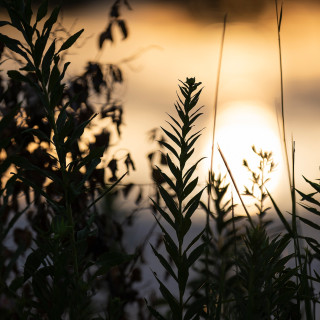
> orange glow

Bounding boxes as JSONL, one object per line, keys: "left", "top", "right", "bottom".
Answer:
{"left": 202, "top": 101, "right": 283, "bottom": 205}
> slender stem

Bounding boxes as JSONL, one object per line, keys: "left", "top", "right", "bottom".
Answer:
{"left": 209, "top": 13, "right": 227, "bottom": 173}
{"left": 218, "top": 145, "right": 254, "bottom": 228}
{"left": 206, "top": 15, "right": 227, "bottom": 318}
{"left": 275, "top": 0, "right": 291, "bottom": 191}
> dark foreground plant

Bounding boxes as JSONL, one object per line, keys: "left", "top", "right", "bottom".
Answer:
{"left": 195, "top": 173, "right": 243, "bottom": 319}
{"left": 230, "top": 225, "right": 298, "bottom": 319}
{"left": 0, "top": 0, "right": 138, "bottom": 318}
{"left": 146, "top": 78, "right": 206, "bottom": 320}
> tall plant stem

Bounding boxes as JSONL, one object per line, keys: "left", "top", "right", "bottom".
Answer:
{"left": 209, "top": 13, "right": 227, "bottom": 168}
{"left": 206, "top": 15, "right": 227, "bottom": 318}
{"left": 275, "top": 5, "right": 312, "bottom": 313}
{"left": 275, "top": 0, "right": 291, "bottom": 191}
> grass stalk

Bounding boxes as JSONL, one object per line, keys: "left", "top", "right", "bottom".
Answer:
{"left": 275, "top": 0, "right": 292, "bottom": 191}
{"left": 218, "top": 145, "right": 254, "bottom": 228}
{"left": 206, "top": 15, "right": 227, "bottom": 318}
{"left": 274, "top": 3, "right": 312, "bottom": 315}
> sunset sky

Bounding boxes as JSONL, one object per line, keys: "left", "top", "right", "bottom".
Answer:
{"left": 2, "top": 0, "right": 320, "bottom": 213}
{"left": 60, "top": 0, "right": 320, "bottom": 211}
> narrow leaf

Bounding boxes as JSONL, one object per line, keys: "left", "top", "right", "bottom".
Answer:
{"left": 58, "top": 29, "right": 84, "bottom": 53}
{"left": 187, "top": 242, "right": 206, "bottom": 267}
{"left": 161, "top": 126, "right": 181, "bottom": 148}
{"left": 150, "top": 198, "right": 175, "bottom": 228}
{"left": 158, "top": 140, "right": 179, "bottom": 160}
{"left": 298, "top": 215, "right": 320, "bottom": 230}
{"left": 158, "top": 185, "right": 179, "bottom": 218}
{"left": 150, "top": 244, "right": 178, "bottom": 282}
{"left": 268, "top": 190, "right": 293, "bottom": 236}
{"left": 182, "top": 177, "right": 198, "bottom": 200}
{"left": 36, "top": 0, "right": 48, "bottom": 22}
{"left": 184, "top": 228, "right": 205, "bottom": 254}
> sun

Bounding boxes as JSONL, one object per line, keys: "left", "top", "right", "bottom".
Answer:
{"left": 202, "top": 101, "right": 284, "bottom": 204}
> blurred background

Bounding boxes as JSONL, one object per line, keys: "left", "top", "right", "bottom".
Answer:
{"left": 37, "top": 0, "right": 320, "bottom": 213}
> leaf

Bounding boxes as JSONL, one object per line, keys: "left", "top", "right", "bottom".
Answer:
{"left": 166, "top": 120, "right": 182, "bottom": 142}
{"left": 298, "top": 215, "right": 320, "bottom": 230}
{"left": 0, "top": 33, "right": 31, "bottom": 63}
{"left": 33, "top": 34, "right": 49, "bottom": 67}
{"left": 183, "top": 158, "right": 205, "bottom": 186}
{"left": 304, "top": 237, "right": 320, "bottom": 255}
{"left": 150, "top": 198, "right": 175, "bottom": 228}
{"left": 85, "top": 172, "right": 127, "bottom": 213}
{"left": 162, "top": 236, "right": 179, "bottom": 269}
{"left": 0, "top": 21, "right": 11, "bottom": 27}
{"left": 58, "top": 29, "right": 84, "bottom": 53}
{"left": 166, "top": 153, "right": 180, "bottom": 181}
{"left": 180, "top": 216, "right": 192, "bottom": 238}
{"left": 184, "top": 188, "right": 205, "bottom": 219}
{"left": 100, "top": 23, "right": 113, "bottom": 47}
{"left": 296, "top": 189, "right": 320, "bottom": 206}
{"left": 65, "top": 114, "right": 97, "bottom": 148}
{"left": 167, "top": 112, "right": 182, "bottom": 129}
{"left": 24, "top": 0, "right": 33, "bottom": 25}
{"left": 7, "top": 70, "right": 32, "bottom": 86}
{"left": 19, "top": 61, "right": 35, "bottom": 72}
{"left": 161, "top": 126, "right": 181, "bottom": 148}
{"left": 22, "top": 128, "right": 50, "bottom": 143}
{"left": 303, "top": 176, "right": 320, "bottom": 193}
{"left": 16, "top": 174, "right": 62, "bottom": 213}
{"left": 154, "top": 273, "right": 180, "bottom": 317}
{"left": 158, "top": 185, "right": 179, "bottom": 218}
{"left": 150, "top": 244, "right": 178, "bottom": 282}
{"left": 42, "top": 40, "right": 55, "bottom": 85}
{"left": 124, "top": 0, "right": 133, "bottom": 10}
{"left": 299, "top": 203, "right": 320, "bottom": 217}
{"left": 182, "top": 177, "right": 198, "bottom": 201}
{"left": 56, "top": 104, "right": 68, "bottom": 132}
{"left": 145, "top": 302, "right": 166, "bottom": 320}
{"left": 189, "top": 112, "right": 203, "bottom": 127}
{"left": 43, "top": 6, "right": 60, "bottom": 32}
{"left": 110, "top": 2, "right": 120, "bottom": 18}
{"left": 155, "top": 166, "right": 176, "bottom": 193}
{"left": 36, "top": 0, "right": 48, "bottom": 22}
{"left": 187, "top": 242, "right": 206, "bottom": 268}
{"left": 75, "top": 147, "right": 105, "bottom": 171}
{"left": 48, "top": 61, "right": 60, "bottom": 93}
{"left": 184, "top": 228, "right": 205, "bottom": 254}
{"left": 76, "top": 152, "right": 103, "bottom": 192}
{"left": 178, "top": 253, "right": 189, "bottom": 296}
{"left": 24, "top": 249, "right": 46, "bottom": 281}
{"left": 158, "top": 140, "right": 179, "bottom": 161}
{"left": 267, "top": 190, "right": 293, "bottom": 236}
{"left": 60, "top": 61, "right": 70, "bottom": 81}
{"left": 186, "top": 133, "right": 202, "bottom": 153}
{"left": 117, "top": 20, "right": 128, "bottom": 39}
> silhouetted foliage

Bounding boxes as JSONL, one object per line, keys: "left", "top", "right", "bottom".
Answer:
{"left": 0, "top": 0, "right": 153, "bottom": 319}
